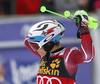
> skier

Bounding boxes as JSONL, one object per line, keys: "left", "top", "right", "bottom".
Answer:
{"left": 24, "top": 11, "right": 95, "bottom": 84}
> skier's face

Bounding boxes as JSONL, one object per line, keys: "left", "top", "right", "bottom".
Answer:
{"left": 37, "top": 47, "right": 46, "bottom": 57}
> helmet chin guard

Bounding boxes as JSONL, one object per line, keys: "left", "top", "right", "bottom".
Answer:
{"left": 43, "top": 41, "right": 55, "bottom": 60}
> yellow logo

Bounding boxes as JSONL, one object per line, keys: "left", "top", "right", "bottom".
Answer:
{"left": 38, "top": 58, "right": 61, "bottom": 76}
{"left": 50, "top": 59, "right": 61, "bottom": 69}
{"left": 40, "top": 59, "right": 47, "bottom": 67}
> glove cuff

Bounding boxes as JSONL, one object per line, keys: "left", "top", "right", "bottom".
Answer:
{"left": 77, "top": 26, "right": 90, "bottom": 38}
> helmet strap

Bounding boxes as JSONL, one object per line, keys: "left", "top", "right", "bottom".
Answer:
{"left": 43, "top": 41, "right": 55, "bottom": 60}
{"left": 45, "top": 51, "right": 50, "bottom": 60}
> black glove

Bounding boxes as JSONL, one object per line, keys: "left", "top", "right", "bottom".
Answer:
{"left": 75, "top": 14, "right": 90, "bottom": 38}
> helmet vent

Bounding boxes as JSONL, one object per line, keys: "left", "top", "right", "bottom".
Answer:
{"left": 30, "top": 37, "right": 35, "bottom": 40}
{"left": 34, "top": 24, "right": 48, "bottom": 31}
{"left": 58, "top": 24, "right": 61, "bottom": 28}
{"left": 55, "top": 40, "right": 57, "bottom": 43}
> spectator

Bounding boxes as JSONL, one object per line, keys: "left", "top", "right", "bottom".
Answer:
{"left": 41, "top": 0, "right": 56, "bottom": 13}
{"left": 93, "top": 0, "right": 100, "bottom": 12}
{"left": 3, "top": 0, "right": 12, "bottom": 15}
{"left": 54, "top": 0, "right": 79, "bottom": 13}
{"left": 0, "top": 0, "right": 12, "bottom": 16}
{"left": 0, "top": 0, "right": 4, "bottom": 16}
{"left": 76, "top": 0, "right": 95, "bottom": 12}
{"left": 16, "top": 0, "right": 41, "bottom": 15}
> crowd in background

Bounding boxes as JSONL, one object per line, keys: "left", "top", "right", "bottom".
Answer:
{"left": 0, "top": 0, "right": 100, "bottom": 16}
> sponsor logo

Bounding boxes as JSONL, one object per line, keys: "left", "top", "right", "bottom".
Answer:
{"left": 41, "top": 31, "right": 47, "bottom": 36}
{"left": 50, "top": 58, "right": 61, "bottom": 69}
{"left": 36, "top": 75, "right": 62, "bottom": 84}
{"left": 44, "top": 34, "right": 54, "bottom": 42}
{"left": 38, "top": 59, "right": 61, "bottom": 76}
{"left": 10, "top": 59, "right": 39, "bottom": 84}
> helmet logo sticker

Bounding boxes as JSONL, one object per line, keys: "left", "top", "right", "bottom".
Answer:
{"left": 46, "top": 27, "right": 56, "bottom": 35}
{"left": 34, "top": 24, "right": 48, "bottom": 31}
{"left": 44, "top": 34, "right": 54, "bottom": 42}
{"left": 41, "top": 31, "right": 47, "bottom": 36}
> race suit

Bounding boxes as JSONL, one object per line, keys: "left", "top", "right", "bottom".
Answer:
{"left": 24, "top": 34, "right": 95, "bottom": 84}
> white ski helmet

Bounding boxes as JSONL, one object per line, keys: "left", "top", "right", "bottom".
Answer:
{"left": 28, "top": 20, "right": 65, "bottom": 51}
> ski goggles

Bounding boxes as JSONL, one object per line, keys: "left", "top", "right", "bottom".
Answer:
{"left": 28, "top": 33, "right": 61, "bottom": 51}
{"left": 29, "top": 42, "right": 41, "bottom": 51}
{"left": 28, "top": 36, "right": 45, "bottom": 51}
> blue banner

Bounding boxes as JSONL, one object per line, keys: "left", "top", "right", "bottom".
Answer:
{"left": 0, "top": 18, "right": 92, "bottom": 84}
{"left": 0, "top": 20, "right": 77, "bottom": 41}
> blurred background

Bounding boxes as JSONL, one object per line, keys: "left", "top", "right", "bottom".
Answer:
{"left": 0, "top": 0, "right": 100, "bottom": 84}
